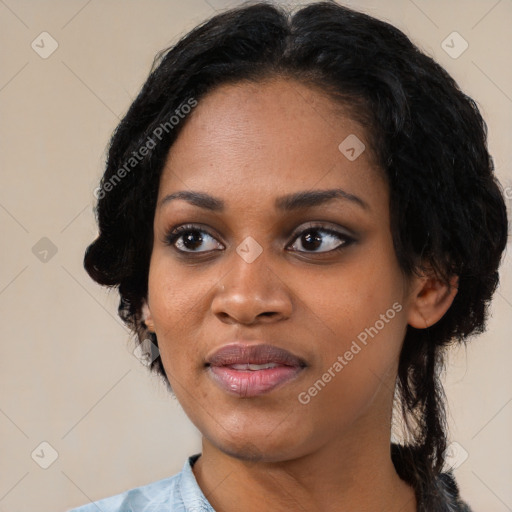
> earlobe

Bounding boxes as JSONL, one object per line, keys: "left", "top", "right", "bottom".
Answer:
{"left": 142, "top": 301, "right": 155, "bottom": 332}
{"left": 407, "top": 274, "right": 459, "bottom": 329}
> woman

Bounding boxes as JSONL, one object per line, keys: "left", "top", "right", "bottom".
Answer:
{"left": 71, "top": 2, "right": 508, "bottom": 510}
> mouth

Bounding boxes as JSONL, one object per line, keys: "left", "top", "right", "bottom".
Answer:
{"left": 205, "top": 343, "right": 307, "bottom": 398}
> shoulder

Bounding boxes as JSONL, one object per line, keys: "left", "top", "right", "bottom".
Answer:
{"left": 66, "top": 472, "right": 181, "bottom": 512}
{"left": 65, "top": 454, "right": 207, "bottom": 512}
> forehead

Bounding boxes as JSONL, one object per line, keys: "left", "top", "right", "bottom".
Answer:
{"left": 158, "top": 77, "right": 386, "bottom": 208}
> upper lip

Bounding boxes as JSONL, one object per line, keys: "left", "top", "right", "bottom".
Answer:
{"left": 206, "top": 343, "right": 307, "bottom": 368}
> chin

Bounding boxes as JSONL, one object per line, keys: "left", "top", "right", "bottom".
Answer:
{"left": 205, "top": 421, "right": 310, "bottom": 464}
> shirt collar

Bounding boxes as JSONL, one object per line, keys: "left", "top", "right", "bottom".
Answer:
{"left": 177, "top": 453, "right": 216, "bottom": 511}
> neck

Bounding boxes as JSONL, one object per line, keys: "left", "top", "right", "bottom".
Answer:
{"left": 192, "top": 426, "right": 416, "bottom": 512}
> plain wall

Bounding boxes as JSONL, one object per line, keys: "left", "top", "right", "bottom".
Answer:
{"left": 0, "top": 1, "right": 510, "bottom": 511}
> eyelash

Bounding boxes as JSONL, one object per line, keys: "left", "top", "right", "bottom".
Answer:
{"left": 164, "top": 223, "right": 356, "bottom": 255}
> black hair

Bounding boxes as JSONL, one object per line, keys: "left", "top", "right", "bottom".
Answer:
{"left": 83, "top": 1, "right": 508, "bottom": 506}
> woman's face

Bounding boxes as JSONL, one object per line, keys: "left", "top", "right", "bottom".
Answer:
{"left": 144, "top": 77, "right": 415, "bottom": 461}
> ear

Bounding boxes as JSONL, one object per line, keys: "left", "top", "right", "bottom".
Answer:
{"left": 142, "top": 300, "right": 155, "bottom": 332}
{"left": 407, "top": 272, "right": 459, "bottom": 329}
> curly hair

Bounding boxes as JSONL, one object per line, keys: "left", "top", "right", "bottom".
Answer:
{"left": 83, "top": 1, "right": 508, "bottom": 504}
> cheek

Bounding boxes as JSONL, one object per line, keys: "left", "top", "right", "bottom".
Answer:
{"left": 294, "top": 248, "right": 407, "bottom": 395}
{"left": 146, "top": 257, "right": 207, "bottom": 366}
{"left": 297, "top": 251, "right": 405, "bottom": 343}
{"left": 296, "top": 287, "right": 407, "bottom": 435}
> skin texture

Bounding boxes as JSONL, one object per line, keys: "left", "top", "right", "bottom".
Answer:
{"left": 143, "top": 77, "right": 458, "bottom": 512}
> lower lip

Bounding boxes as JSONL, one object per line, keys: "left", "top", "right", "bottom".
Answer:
{"left": 208, "top": 365, "right": 303, "bottom": 397}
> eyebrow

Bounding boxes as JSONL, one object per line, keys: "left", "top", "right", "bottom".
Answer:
{"left": 158, "top": 188, "right": 369, "bottom": 211}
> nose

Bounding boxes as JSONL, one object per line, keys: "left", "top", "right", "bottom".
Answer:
{"left": 211, "top": 247, "right": 293, "bottom": 326}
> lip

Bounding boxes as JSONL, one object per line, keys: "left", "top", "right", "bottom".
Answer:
{"left": 205, "top": 343, "right": 307, "bottom": 398}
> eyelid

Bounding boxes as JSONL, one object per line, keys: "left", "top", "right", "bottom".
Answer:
{"left": 287, "top": 221, "right": 356, "bottom": 241}
{"left": 166, "top": 223, "right": 219, "bottom": 238}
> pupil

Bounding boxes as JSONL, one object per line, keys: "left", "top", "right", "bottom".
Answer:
{"left": 184, "top": 231, "right": 202, "bottom": 249}
{"left": 303, "top": 230, "right": 321, "bottom": 250}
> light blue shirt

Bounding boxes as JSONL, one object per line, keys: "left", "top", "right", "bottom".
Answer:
{"left": 67, "top": 454, "right": 215, "bottom": 512}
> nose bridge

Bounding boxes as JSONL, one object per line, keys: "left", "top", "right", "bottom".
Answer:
{"left": 225, "top": 235, "right": 275, "bottom": 294}
{"left": 211, "top": 236, "right": 292, "bottom": 323}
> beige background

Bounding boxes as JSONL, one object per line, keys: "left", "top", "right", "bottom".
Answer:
{"left": 0, "top": 1, "right": 510, "bottom": 511}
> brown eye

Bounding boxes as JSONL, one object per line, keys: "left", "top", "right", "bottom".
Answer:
{"left": 165, "top": 225, "right": 224, "bottom": 253}
{"left": 300, "top": 230, "right": 323, "bottom": 251}
{"left": 289, "top": 226, "right": 354, "bottom": 253}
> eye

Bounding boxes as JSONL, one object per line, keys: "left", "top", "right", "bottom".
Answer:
{"left": 164, "top": 224, "right": 224, "bottom": 253}
{"left": 288, "top": 225, "right": 355, "bottom": 253}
